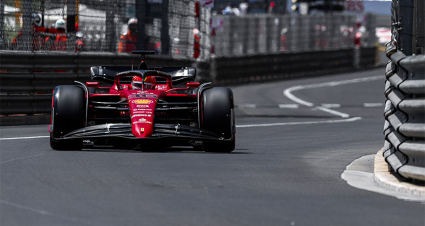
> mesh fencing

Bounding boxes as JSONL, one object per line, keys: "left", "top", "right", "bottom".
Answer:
{"left": 211, "top": 14, "right": 365, "bottom": 57}
{"left": 1, "top": 1, "right": 376, "bottom": 60}
{"left": 0, "top": 0, "right": 210, "bottom": 59}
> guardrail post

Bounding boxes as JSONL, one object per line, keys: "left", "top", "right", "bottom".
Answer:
{"left": 105, "top": 0, "right": 117, "bottom": 52}
{"left": 398, "top": 0, "right": 415, "bottom": 55}
{"left": 22, "top": 0, "right": 32, "bottom": 51}
{"left": 266, "top": 16, "right": 272, "bottom": 53}
{"left": 161, "top": 0, "right": 170, "bottom": 55}
{"left": 0, "top": 1, "right": 4, "bottom": 48}
{"left": 280, "top": 15, "right": 290, "bottom": 52}
{"left": 290, "top": 15, "right": 298, "bottom": 52}
{"left": 67, "top": 0, "right": 76, "bottom": 52}
{"left": 354, "top": 46, "right": 360, "bottom": 68}
{"left": 136, "top": 0, "right": 147, "bottom": 51}
{"left": 241, "top": 16, "right": 248, "bottom": 55}
{"left": 254, "top": 16, "right": 259, "bottom": 54}
{"left": 415, "top": 0, "right": 424, "bottom": 54}
{"left": 229, "top": 16, "right": 234, "bottom": 56}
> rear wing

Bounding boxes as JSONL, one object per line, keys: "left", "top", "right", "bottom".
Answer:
{"left": 90, "top": 66, "right": 196, "bottom": 85}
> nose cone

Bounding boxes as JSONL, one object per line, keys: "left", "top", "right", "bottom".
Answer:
{"left": 129, "top": 98, "right": 156, "bottom": 138}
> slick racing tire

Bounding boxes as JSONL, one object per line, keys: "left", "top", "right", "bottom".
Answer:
{"left": 50, "top": 85, "right": 85, "bottom": 150}
{"left": 201, "top": 87, "right": 235, "bottom": 153}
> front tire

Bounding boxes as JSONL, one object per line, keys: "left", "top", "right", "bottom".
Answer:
{"left": 201, "top": 87, "right": 235, "bottom": 153}
{"left": 50, "top": 85, "right": 85, "bottom": 150}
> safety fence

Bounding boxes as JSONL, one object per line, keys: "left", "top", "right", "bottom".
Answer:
{"left": 0, "top": 0, "right": 210, "bottom": 59}
{"left": 211, "top": 14, "right": 376, "bottom": 57}
{"left": 1, "top": 1, "right": 378, "bottom": 60}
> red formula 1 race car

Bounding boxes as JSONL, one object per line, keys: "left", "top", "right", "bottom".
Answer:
{"left": 49, "top": 51, "right": 235, "bottom": 152}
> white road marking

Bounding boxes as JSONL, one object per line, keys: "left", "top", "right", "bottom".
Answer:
{"left": 1, "top": 118, "right": 362, "bottom": 140}
{"left": 283, "top": 88, "right": 314, "bottom": 107}
{"left": 236, "top": 117, "right": 361, "bottom": 128}
{"left": 283, "top": 75, "right": 382, "bottom": 118}
{"left": 321, "top": 103, "right": 341, "bottom": 108}
{"left": 239, "top": 104, "right": 257, "bottom": 108}
{"left": 364, "top": 103, "right": 384, "bottom": 107}
{"left": 313, "top": 106, "right": 350, "bottom": 118}
{"left": 0, "top": 135, "right": 49, "bottom": 141}
{"left": 278, "top": 104, "right": 299, "bottom": 109}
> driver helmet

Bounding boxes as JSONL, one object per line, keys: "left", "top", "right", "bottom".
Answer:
{"left": 132, "top": 76, "right": 156, "bottom": 90}
{"left": 32, "top": 13, "right": 42, "bottom": 27}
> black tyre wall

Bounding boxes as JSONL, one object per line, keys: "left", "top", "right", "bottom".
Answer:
{"left": 52, "top": 85, "right": 85, "bottom": 138}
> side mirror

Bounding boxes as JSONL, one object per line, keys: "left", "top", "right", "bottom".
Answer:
{"left": 86, "top": 82, "right": 99, "bottom": 88}
{"left": 187, "top": 83, "right": 200, "bottom": 89}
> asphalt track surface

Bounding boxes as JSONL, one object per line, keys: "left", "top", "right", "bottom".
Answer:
{"left": 1, "top": 68, "right": 424, "bottom": 226}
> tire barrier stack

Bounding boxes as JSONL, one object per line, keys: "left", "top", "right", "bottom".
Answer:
{"left": 383, "top": 43, "right": 425, "bottom": 181}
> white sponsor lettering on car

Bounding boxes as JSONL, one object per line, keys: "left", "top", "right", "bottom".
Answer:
{"left": 135, "top": 105, "right": 150, "bottom": 108}
{"left": 131, "top": 114, "right": 152, "bottom": 118}
{"left": 132, "top": 110, "right": 153, "bottom": 114}
{"left": 132, "top": 118, "right": 153, "bottom": 124}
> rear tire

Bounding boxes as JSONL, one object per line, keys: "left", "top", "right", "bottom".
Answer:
{"left": 201, "top": 87, "right": 235, "bottom": 153}
{"left": 50, "top": 85, "right": 85, "bottom": 150}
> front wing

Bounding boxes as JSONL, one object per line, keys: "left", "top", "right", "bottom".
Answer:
{"left": 52, "top": 123, "right": 233, "bottom": 144}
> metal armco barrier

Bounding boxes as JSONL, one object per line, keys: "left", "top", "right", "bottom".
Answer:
{"left": 212, "top": 47, "right": 375, "bottom": 85}
{"left": 213, "top": 49, "right": 351, "bottom": 84}
{"left": 0, "top": 51, "right": 192, "bottom": 116}
{"left": 359, "top": 46, "right": 377, "bottom": 68}
{"left": 383, "top": 43, "right": 425, "bottom": 181}
{"left": 0, "top": 47, "right": 375, "bottom": 124}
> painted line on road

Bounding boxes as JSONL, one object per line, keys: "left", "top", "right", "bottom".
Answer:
{"left": 364, "top": 103, "right": 384, "bottom": 107}
{"left": 236, "top": 117, "right": 362, "bottom": 128}
{"left": 0, "top": 135, "right": 49, "bottom": 141}
{"left": 313, "top": 106, "right": 350, "bottom": 118}
{"left": 235, "top": 103, "right": 384, "bottom": 109}
{"left": 321, "top": 103, "right": 341, "bottom": 108}
{"left": 278, "top": 104, "right": 299, "bottom": 109}
{"left": 2, "top": 118, "right": 361, "bottom": 140}
{"left": 239, "top": 104, "right": 257, "bottom": 108}
{"left": 283, "top": 75, "right": 382, "bottom": 118}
